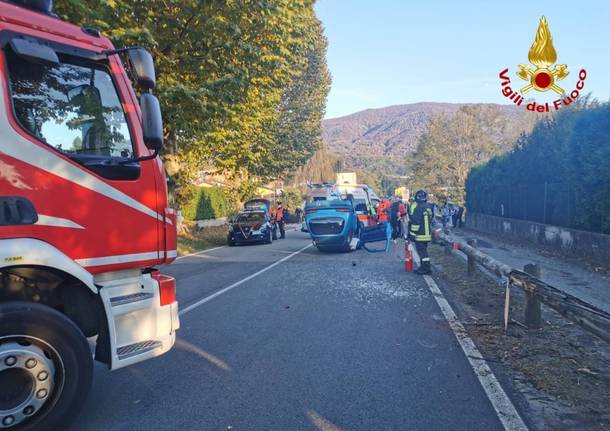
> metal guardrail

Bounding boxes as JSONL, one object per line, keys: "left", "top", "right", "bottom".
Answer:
{"left": 436, "top": 230, "right": 610, "bottom": 344}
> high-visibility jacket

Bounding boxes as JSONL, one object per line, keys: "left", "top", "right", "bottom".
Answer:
{"left": 275, "top": 206, "right": 285, "bottom": 222}
{"left": 377, "top": 200, "right": 389, "bottom": 222}
{"left": 409, "top": 202, "right": 433, "bottom": 242}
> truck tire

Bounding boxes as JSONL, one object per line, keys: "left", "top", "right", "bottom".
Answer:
{"left": 0, "top": 302, "right": 93, "bottom": 431}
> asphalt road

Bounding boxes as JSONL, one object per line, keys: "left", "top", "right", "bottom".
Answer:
{"left": 69, "top": 231, "right": 513, "bottom": 431}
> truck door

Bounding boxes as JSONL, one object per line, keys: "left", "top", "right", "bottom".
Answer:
{"left": 0, "top": 41, "right": 161, "bottom": 272}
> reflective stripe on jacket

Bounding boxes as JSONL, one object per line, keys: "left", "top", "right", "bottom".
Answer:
{"left": 408, "top": 202, "right": 432, "bottom": 242}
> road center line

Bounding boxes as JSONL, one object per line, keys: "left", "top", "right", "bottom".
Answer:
{"left": 179, "top": 243, "right": 313, "bottom": 315}
{"left": 422, "top": 275, "right": 529, "bottom": 431}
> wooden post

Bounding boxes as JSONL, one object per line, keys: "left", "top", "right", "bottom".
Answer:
{"left": 442, "top": 228, "right": 451, "bottom": 254}
{"left": 524, "top": 263, "right": 542, "bottom": 329}
{"left": 467, "top": 239, "right": 477, "bottom": 276}
{"left": 444, "top": 240, "right": 452, "bottom": 255}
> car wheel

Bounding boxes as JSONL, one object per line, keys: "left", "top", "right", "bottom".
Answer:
{"left": 344, "top": 230, "right": 354, "bottom": 252}
{"left": 265, "top": 230, "right": 273, "bottom": 244}
{"left": 0, "top": 301, "right": 93, "bottom": 431}
{"left": 272, "top": 226, "right": 278, "bottom": 240}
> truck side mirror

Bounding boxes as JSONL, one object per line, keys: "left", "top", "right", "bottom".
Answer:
{"left": 128, "top": 48, "right": 156, "bottom": 90}
{"left": 140, "top": 93, "right": 163, "bottom": 151}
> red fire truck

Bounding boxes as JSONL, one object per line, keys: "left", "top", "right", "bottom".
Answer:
{"left": 0, "top": 1, "right": 179, "bottom": 429}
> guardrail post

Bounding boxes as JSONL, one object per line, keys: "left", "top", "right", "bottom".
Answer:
{"left": 523, "top": 263, "right": 542, "bottom": 329}
{"left": 467, "top": 239, "right": 477, "bottom": 276}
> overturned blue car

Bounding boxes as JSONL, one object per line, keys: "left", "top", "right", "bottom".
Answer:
{"left": 305, "top": 198, "right": 391, "bottom": 253}
{"left": 305, "top": 199, "right": 359, "bottom": 252}
{"left": 305, "top": 198, "right": 390, "bottom": 253}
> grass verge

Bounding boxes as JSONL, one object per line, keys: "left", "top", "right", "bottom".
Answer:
{"left": 177, "top": 221, "right": 227, "bottom": 255}
{"left": 429, "top": 242, "right": 610, "bottom": 430}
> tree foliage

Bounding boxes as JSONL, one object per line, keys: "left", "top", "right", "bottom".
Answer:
{"left": 56, "top": 0, "right": 330, "bottom": 206}
{"left": 182, "top": 186, "right": 229, "bottom": 221}
{"left": 467, "top": 99, "right": 610, "bottom": 233}
{"left": 287, "top": 145, "right": 339, "bottom": 192}
{"left": 410, "top": 105, "right": 536, "bottom": 204}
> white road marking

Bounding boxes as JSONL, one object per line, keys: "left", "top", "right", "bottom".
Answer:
{"left": 175, "top": 245, "right": 227, "bottom": 260}
{"left": 422, "top": 275, "right": 528, "bottom": 431}
{"left": 179, "top": 243, "right": 312, "bottom": 315}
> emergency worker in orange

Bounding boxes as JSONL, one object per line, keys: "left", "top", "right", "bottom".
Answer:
{"left": 377, "top": 198, "right": 390, "bottom": 223}
{"left": 274, "top": 201, "right": 286, "bottom": 239}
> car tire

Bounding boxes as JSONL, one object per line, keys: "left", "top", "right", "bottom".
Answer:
{"left": 0, "top": 301, "right": 93, "bottom": 431}
{"left": 272, "top": 226, "right": 278, "bottom": 241}
{"left": 265, "top": 230, "right": 273, "bottom": 244}
{"left": 344, "top": 230, "right": 354, "bottom": 252}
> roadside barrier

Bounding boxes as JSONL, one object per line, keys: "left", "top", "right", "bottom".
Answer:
{"left": 436, "top": 229, "right": 610, "bottom": 344}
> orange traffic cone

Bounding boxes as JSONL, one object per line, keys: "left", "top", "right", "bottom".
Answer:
{"left": 405, "top": 240, "right": 413, "bottom": 272}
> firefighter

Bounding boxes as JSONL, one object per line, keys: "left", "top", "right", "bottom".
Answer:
{"left": 274, "top": 201, "right": 286, "bottom": 239}
{"left": 408, "top": 190, "right": 433, "bottom": 275}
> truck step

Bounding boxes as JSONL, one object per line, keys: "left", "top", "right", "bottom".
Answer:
{"left": 110, "top": 292, "right": 153, "bottom": 307}
{"left": 117, "top": 340, "right": 162, "bottom": 360}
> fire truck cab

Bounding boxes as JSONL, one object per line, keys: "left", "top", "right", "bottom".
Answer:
{"left": 0, "top": 1, "right": 179, "bottom": 429}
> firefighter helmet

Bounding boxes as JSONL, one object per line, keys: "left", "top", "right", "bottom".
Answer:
{"left": 414, "top": 190, "right": 428, "bottom": 202}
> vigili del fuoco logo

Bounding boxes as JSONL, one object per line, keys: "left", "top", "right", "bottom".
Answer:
{"left": 499, "top": 16, "right": 587, "bottom": 112}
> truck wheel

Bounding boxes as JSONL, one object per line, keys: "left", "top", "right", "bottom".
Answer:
{"left": 0, "top": 302, "right": 93, "bottom": 431}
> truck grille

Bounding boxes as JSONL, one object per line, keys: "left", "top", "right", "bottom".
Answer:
{"left": 309, "top": 218, "right": 344, "bottom": 235}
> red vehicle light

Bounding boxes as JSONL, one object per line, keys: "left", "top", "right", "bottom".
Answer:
{"left": 151, "top": 270, "right": 176, "bottom": 306}
{"left": 336, "top": 208, "right": 350, "bottom": 213}
{"left": 306, "top": 209, "right": 317, "bottom": 214}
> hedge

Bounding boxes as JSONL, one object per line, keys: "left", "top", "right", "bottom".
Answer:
{"left": 466, "top": 102, "right": 610, "bottom": 234}
{"left": 182, "top": 186, "right": 229, "bottom": 221}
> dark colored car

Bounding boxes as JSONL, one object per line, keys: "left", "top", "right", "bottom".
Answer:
{"left": 244, "top": 198, "right": 278, "bottom": 239}
{"left": 227, "top": 210, "right": 274, "bottom": 246}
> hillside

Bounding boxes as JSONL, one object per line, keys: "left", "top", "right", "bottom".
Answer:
{"left": 322, "top": 102, "right": 535, "bottom": 176}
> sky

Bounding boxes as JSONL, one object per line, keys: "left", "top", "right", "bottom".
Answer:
{"left": 315, "top": 0, "right": 610, "bottom": 119}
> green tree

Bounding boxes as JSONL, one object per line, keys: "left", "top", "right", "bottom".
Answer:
{"left": 411, "top": 105, "right": 535, "bottom": 204}
{"left": 56, "top": 0, "right": 330, "bottom": 207}
{"left": 466, "top": 98, "right": 610, "bottom": 233}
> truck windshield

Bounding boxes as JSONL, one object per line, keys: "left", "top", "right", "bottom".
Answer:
{"left": 5, "top": 47, "right": 133, "bottom": 158}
